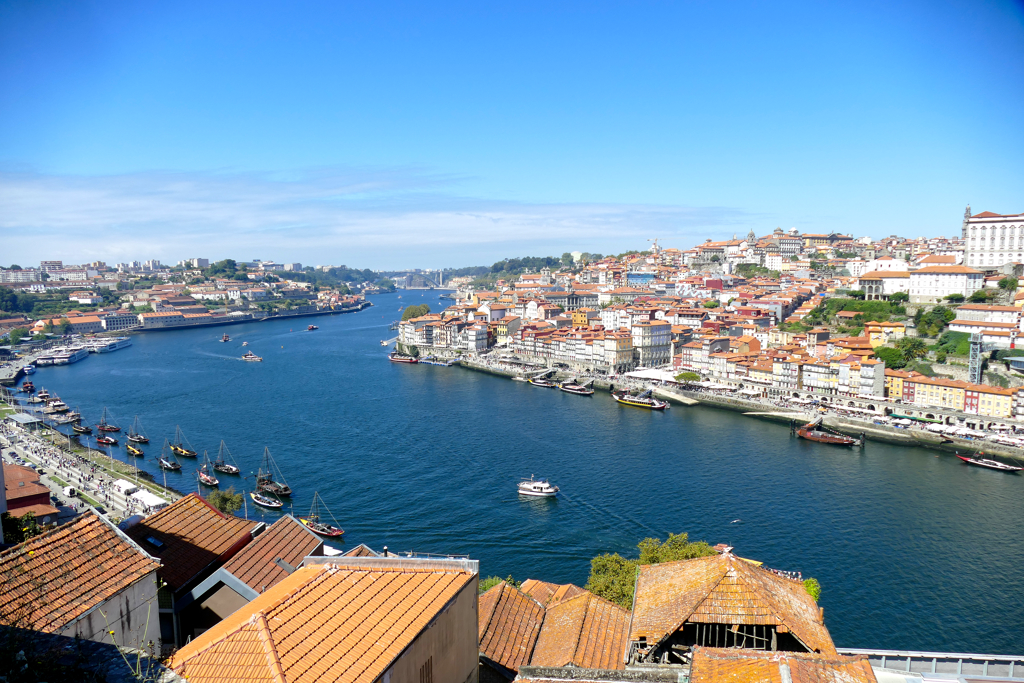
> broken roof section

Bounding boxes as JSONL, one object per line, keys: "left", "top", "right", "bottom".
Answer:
{"left": 688, "top": 647, "right": 877, "bottom": 683}
{"left": 0, "top": 511, "right": 159, "bottom": 634}
{"left": 628, "top": 553, "right": 835, "bottom": 658}
{"left": 125, "top": 493, "right": 257, "bottom": 591}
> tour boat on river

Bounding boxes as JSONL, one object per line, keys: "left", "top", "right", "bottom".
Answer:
{"left": 242, "top": 350, "right": 263, "bottom": 362}
{"left": 307, "top": 325, "right": 318, "bottom": 331}
{"left": 170, "top": 426, "right": 198, "bottom": 457}
{"left": 559, "top": 379, "right": 594, "bottom": 395}
{"left": 612, "top": 389, "right": 668, "bottom": 410}
{"left": 518, "top": 476, "right": 559, "bottom": 498}
{"left": 956, "top": 452, "right": 1022, "bottom": 472}
{"left": 529, "top": 377, "right": 556, "bottom": 388}
{"left": 221, "top": 333, "right": 231, "bottom": 342}
{"left": 22, "top": 365, "right": 36, "bottom": 375}
{"left": 388, "top": 352, "right": 418, "bottom": 364}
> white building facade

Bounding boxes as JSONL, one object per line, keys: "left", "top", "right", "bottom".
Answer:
{"left": 962, "top": 208, "right": 1024, "bottom": 269}
{"left": 908, "top": 265, "right": 984, "bottom": 304}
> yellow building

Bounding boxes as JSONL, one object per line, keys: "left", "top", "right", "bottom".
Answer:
{"left": 864, "top": 321, "right": 906, "bottom": 348}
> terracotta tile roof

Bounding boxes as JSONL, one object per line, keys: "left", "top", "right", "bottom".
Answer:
{"left": 530, "top": 592, "right": 631, "bottom": 670}
{"left": 126, "top": 493, "right": 257, "bottom": 590}
{"left": 478, "top": 581, "right": 545, "bottom": 673}
{"left": 342, "top": 543, "right": 379, "bottom": 557}
{"left": 6, "top": 503, "right": 61, "bottom": 518}
{"left": 689, "top": 647, "right": 876, "bottom": 683}
{"left": 520, "top": 579, "right": 587, "bottom": 606}
{"left": 169, "top": 562, "right": 475, "bottom": 683}
{"left": 4, "top": 463, "right": 51, "bottom": 503}
{"left": 222, "top": 516, "right": 322, "bottom": 593}
{"left": 0, "top": 512, "right": 159, "bottom": 633}
{"left": 628, "top": 554, "right": 836, "bottom": 656}
{"left": 911, "top": 265, "right": 983, "bottom": 275}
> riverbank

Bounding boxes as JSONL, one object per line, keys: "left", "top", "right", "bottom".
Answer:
{"left": 453, "top": 359, "right": 1024, "bottom": 461}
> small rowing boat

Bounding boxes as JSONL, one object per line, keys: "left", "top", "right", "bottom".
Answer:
{"left": 250, "top": 491, "right": 283, "bottom": 509}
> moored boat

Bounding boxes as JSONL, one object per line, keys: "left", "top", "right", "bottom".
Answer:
{"left": 529, "top": 376, "right": 556, "bottom": 388}
{"left": 170, "top": 425, "right": 198, "bottom": 457}
{"left": 250, "top": 491, "right": 283, "bottom": 509}
{"left": 212, "top": 440, "right": 241, "bottom": 474}
{"left": 97, "top": 407, "right": 121, "bottom": 432}
{"left": 126, "top": 443, "right": 144, "bottom": 457}
{"left": 96, "top": 435, "right": 118, "bottom": 446}
{"left": 197, "top": 451, "right": 220, "bottom": 487}
{"left": 160, "top": 439, "right": 182, "bottom": 470}
{"left": 22, "top": 365, "right": 36, "bottom": 375}
{"left": 256, "top": 446, "right": 292, "bottom": 496}
{"left": 518, "top": 476, "right": 559, "bottom": 498}
{"left": 127, "top": 416, "right": 150, "bottom": 444}
{"left": 559, "top": 379, "right": 594, "bottom": 395}
{"left": 956, "top": 452, "right": 1023, "bottom": 472}
{"left": 612, "top": 389, "right": 668, "bottom": 410}
{"left": 72, "top": 423, "right": 92, "bottom": 434}
{"left": 37, "top": 388, "right": 51, "bottom": 400}
{"left": 299, "top": 491, "right": 344, "bottom": 537}
{"left": 387, "top": 352, "right": 418, "bottom": 364}
{"left": 794, "top": 419, "right": 863, "bottom": 447}
{"left": 221, "top": 333, "right": 231, "bottom": 342}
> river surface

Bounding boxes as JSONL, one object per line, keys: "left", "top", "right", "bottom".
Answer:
{"left": 20, "top": 291, "right": 1024, "bottom": 654}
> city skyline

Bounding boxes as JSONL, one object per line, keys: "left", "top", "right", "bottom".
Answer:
{"left": 1, "top": 0, "right": 1022, "bottom": 267}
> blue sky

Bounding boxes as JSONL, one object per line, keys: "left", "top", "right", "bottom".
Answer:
{"left": 1, "top": 0, "right": 1022, "bottom": 269}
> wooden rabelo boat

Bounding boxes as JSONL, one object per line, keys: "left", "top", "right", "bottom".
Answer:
{"left": 256, "top": 447, "right": 292, "bottom": 496}
{"left": 126, "top": 443, "right": 144, "bottom": 458}
{"left": 197, "top": 451, "right": 220, "bottom": 487}
{"left": 212, "top": 440, "right": 241, "bottom": 474}
{"left": 96, "top": 435, "right": 118, "bottom": 446}
{"left": 159, "top": 440, "right": 182, "bottom": 471}
{"left": 299, "top": 491, "right": 344, "bottom": 537}
{"left": 170, "top": 425, "right": 198, "bottom": 457}
{"left": 794, "top": 419, "right": 864, "bottom": 448}
{"left": 97, "top": 407, "right": 121, "bottom": 432}
{"left": 956, "top": 452, "right": 1022, "bottom": 473}
{"left": 559, "top": 379, "right": 594, "bottom": 395}
{"left": 127, "top": 416, "right": 150, "bottom": 444}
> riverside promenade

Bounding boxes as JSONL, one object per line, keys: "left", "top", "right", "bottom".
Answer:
{"left": 454, "top": 355, "right": 1024, "bottom": 461}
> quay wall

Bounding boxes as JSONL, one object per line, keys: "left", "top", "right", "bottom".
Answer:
{"left": 452, "top": 360, "right": 1024, "bottom": 462}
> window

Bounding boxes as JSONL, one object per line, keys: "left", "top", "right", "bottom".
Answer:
{"left": 419, "top": 657, "right": 433, "bottom": 683}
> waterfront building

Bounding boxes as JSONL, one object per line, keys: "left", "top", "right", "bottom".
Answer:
{"left": 962, "top": 208, "right": 1024, "bottom": 268}
{"left": 631, "top": 320, "right": 672, "bottom": 367}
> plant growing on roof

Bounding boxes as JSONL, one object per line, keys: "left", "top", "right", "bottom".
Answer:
{"left": 803, "top": 577, "right": 822, "bottom": 602}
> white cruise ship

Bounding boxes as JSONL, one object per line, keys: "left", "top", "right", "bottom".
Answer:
{"left": 51, "top": 347, "right": 90, "bottom": 365}
{"left": 85, "top": 337, "right": 133, "bottom": 353}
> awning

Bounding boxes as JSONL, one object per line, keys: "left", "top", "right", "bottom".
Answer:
{"left": 130, "top": 490, "right": 169, "bottom": 510}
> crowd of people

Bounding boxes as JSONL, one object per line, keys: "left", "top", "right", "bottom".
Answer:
{"left": 0, "top": 420, "right": 171, "bottom": 520}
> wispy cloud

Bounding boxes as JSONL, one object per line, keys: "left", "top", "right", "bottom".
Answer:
{"left": 0, "top": 167, "right": 755, "bottom": 268}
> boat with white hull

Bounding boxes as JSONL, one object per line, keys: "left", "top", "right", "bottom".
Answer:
{"left": 518, "top": 476, "right": 559, "bottom": 498}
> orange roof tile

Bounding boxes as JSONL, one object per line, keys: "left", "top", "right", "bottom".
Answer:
{"left": 479, "top": 581, "right": 545, "bottom": 673}
{"left": 531, "top": 592, "right": 630, "bottom": 670}
{"left": 222, "top": 516, "right": 322, "bottom": 593}
{"left": 689, "top": 648, "right": 876, "bottom": 683}
{"left": 126, "top": 493, "right": 257, "bottom": 590}
{"left": 169, "top": 562, "right": 475, "bottom": 683}
{"left": 0, "top": 512, "right": 159, "bottom": 633}
{"left": 628, "top": 553, "right": 835, "bottom": 656}
{"left": 520, "top": 579, "right": 587, "bottom": 606}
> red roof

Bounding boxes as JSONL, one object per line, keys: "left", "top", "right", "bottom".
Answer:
{"left": 221, "top": 515, "right": 322, "bottom": 593}
{"left": 0, "top": 512, "right": 159, "bottom": 634}
{"left": 126, "top": 493, "right": 257, "bottom": 590}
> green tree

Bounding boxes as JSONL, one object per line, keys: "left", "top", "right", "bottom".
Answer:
{"left": 8, "top": 327, "right": 29, "bottom": 344}
{"left": 896, "top": 336, "right": 928, "bottom": 362}
{"left": 401, "top": 304, "right": 431, "bottom": 320}
{"left": 1, "top": 511, "right": 43, "bottom": 544}
{"left": 709, "top": 255, "right": 720, "bottom": 263}
{"left": 586, "top": 533, "right": 716, "bottom": 609}
{"left": 803, "top": 577, "right": 822, "bottom": 602}
{"left": 874, "top": 346, "right": 906, "bottom": 369}
{"left": 703, "top": 300, "right": 719, "bottom": 309}
{"left": 675, "top": 372, "right": 701, "bottom": 382}
{"left": 847, "top": 290, "right": 866, "bottom": 300}
{"left": 375, "top": 278, "right": 396, "bottom": 292}
{"left": 479, "top": 575, "right": 519, "bottom": 593}
{"left": 59, "top": 319, "right": 73, "bottom": 335}
{"left": 969, "top": 290, "right": 989, "bottom": 303}
{"left": 889, "top": 291, "right": 909, "bottom": 303}
{"left": 944, "top": 293, "right": 965, "bottom": 303}
{"left": 42, "top": 321, "right": 54, "bottom": 334}
{"left": 935, "top": 350, "right": 947, "bottom": 364}
{"left": 205, "top": 486, "right": 244, "bottom": 514}
{"left": 998, "top": 277, "right": 1018, "bottom": 291}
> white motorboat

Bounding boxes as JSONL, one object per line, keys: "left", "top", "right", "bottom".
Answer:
{"left": 518, "top": 476, "right": 559, "bottom": 498}
{"left": 22, "top": 365, "right": 36, "bottom": 374}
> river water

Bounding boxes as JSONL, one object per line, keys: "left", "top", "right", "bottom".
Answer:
{"left": 20, "top": 291, "right": 1024, "bottom": 654}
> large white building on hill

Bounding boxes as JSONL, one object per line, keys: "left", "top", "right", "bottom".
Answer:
{"left": 963, "top": 207, "right": 1024, "bottom": 269}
